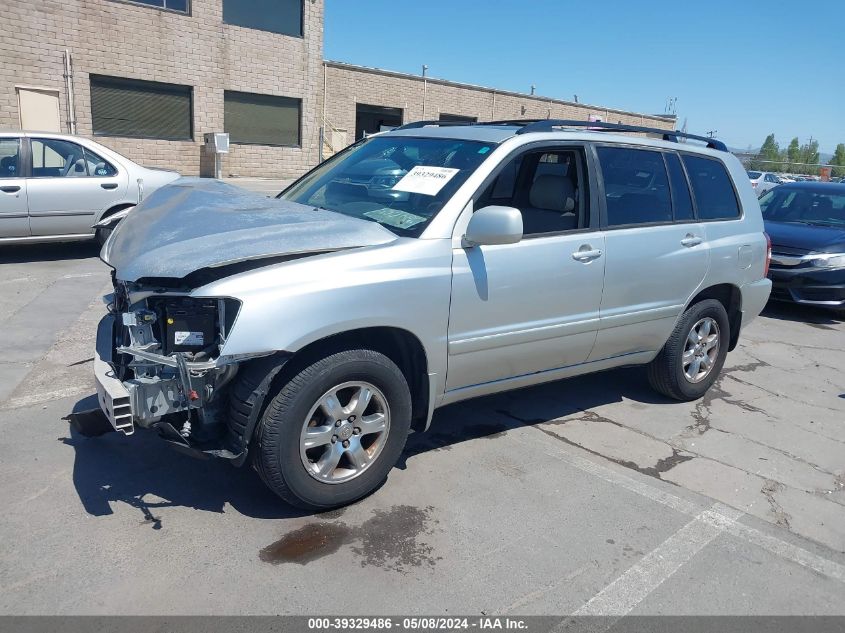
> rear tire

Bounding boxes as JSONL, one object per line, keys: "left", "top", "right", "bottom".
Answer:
{"left": 647, "top": 299, "right": 730, "bottom": 401}
{"left": 253, "top": 349, "right": 411, "bottom": 510}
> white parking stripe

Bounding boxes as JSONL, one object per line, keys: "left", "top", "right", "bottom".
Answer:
{"left": 513, "top": 430, "right": 845, "bottom": 586}
{"left": 573, "top": 504, "right": 742, "bottom": 616}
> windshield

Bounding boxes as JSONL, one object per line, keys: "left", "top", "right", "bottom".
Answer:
{"left": 280, "top": 135, "right": 495, "bottom": 237}
{"left": 747, "top": 171, "right": 762, "bottom": 179}
{"left": 759, "top": 188, "right": 845, "bottom": 227}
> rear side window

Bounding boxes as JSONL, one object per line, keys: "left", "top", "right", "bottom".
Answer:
{"left": 664, "top": 153, "right": 695, "bottom": 221}
{"left": 682, "top": 155, "right": 741, "bottom": 220}
{"left": 597, "top": 146, "right": 672, "bottom": 227}
{"left": 83, "top": 148, "right": 117, "bottom": 177}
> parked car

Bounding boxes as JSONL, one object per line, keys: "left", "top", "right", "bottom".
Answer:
{"left": 747, "top": 170, "right": 782, "bottom": 196}
{"left": 0, "top": 132, "right": 179, "bottom": 245}
{"left": 88, "top": 120, "right": 771, "bottom": 509}
{"left": 761, "top": 182, "right": 845, "bottom": 311}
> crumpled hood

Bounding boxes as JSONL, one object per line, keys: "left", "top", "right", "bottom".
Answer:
{"left": 102, "top": 178, "right": 397, "bottom": 282}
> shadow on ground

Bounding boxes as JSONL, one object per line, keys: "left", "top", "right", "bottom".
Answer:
{"left": 761, "top": 300, "right": 843, "bottom": 326}
{"left": 61, "top": 397, "right": 309, "bottom": 526}
{"left": 0, "top": 241, "right": 100, "bottom": 264}
{"left": 399, "top": 366, "right": 669, "bottom": 467}
{"left": 63, "top": 367, "right": 661, "bottom": 523}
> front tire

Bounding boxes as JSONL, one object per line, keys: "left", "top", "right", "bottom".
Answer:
{"left": 253, "top": 349, "right": 412, "bottom": 509}
{"left": 647, "top": 299, "right": 730, "bottom": 401}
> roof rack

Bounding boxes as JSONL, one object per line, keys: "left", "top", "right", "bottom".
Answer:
{"left": 394, "top": 119, "right": 542, "bottom": 130}
{"left": 514, "top": 119, "right": 728, "bottom": 152}
{"left": 393, "top": 118, "right": 727, "bottom": 152}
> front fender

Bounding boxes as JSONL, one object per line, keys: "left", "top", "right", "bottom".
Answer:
{"left": 193, "top": 239, "right": 454, "bottom": 396}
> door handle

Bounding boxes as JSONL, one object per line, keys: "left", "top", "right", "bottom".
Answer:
{"left": 0, "top": 185, "right": 21, "bottom": 194}
{"left": 101, "top": 183, "right": 118, "bottom": 190}
{"left": 572, "top": 246, "right": 603, "bottom": 262}
{"left": 681, "top": 234, "right": 703, "bottom": 247}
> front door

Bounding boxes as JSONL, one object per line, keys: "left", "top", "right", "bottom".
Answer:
{"left": 589, "top": 147, "right": 709, "bottom": 360}
{"left": 26, "top": 137, "right": 126, "bottom": 236}
{"left": 0, "top": 137, "right": 29, "bottom": 238}
{"left": 447, "top": 145, "right": 605, "bottom": 391}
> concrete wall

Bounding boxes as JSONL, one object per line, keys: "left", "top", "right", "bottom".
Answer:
{"left": 0, "top": 0, "right": 324, "bottom": 178}
{"left": 323, "top": 61, "right": 676, "bottom": 150}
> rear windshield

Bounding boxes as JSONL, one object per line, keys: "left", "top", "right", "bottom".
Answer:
{"left": 760, "top": 188, "right": 845, "bottom": 227}
{"left": 281, "top": 136, "right": 494, "bottom": 237}
{"left": 747, "top": 171, "right": 762, "bottom": 179}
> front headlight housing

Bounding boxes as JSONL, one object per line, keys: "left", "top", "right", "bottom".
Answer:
{"left": 809, "top": 253, "right": 845, "bottom": 269}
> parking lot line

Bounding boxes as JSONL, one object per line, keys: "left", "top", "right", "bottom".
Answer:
{"left": 573, "top": 503, "right": 742, "bottom": 616}
{"left": 513, "top": 429, "right": 845, "bottom": 586}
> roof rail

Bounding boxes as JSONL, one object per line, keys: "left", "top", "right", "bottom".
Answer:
{"left": 392, "top": 119, "right": 727, "bottom": 152}
{"left": 514, "top": 119, "right": 728, "bottom": 152}
{"left": 394, "top": 119, "right": 542, "bottom": 131}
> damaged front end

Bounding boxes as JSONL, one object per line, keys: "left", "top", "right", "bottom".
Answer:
{"left": 94, "top": 278, "right": 257, "bottom": 460}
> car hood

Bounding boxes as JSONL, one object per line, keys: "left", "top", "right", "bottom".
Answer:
{"left": 102, "top": 178, "right": 397, "bottom": 282}
{"left": 764, "top": 220, "right": 845, "bottom": 253}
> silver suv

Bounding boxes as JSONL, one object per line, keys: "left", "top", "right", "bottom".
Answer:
{"left": 90, "top": 120, "right": 772, "bottom": 509}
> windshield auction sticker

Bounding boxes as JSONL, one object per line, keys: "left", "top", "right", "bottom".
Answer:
{"left": 392, "top": 166, "right": 460, "bottom": 196}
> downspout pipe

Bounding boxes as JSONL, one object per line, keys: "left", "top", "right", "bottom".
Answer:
{"left": 63, "top": 49, "right": 77, "bottom": 135}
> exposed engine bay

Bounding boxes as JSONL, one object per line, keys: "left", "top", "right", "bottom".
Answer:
{"left": 101, "top": 278, "right": 242, "bottom": 448}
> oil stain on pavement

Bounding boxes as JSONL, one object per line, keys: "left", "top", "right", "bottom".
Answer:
{"left": 260, "top": 505, "right": 440, "bottom": 572}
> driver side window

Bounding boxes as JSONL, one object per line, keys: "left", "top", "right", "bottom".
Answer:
{"left": 477, "top": 147, "right": 588, "bottom": 237}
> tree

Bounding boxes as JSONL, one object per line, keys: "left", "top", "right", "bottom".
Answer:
{"left": 749, "top": 133, "right": 782, "bottom": 171}
{"left": 828, "top": 143, "right": 845, "bottom": 178}
{"left": 799, "top": 139, "right": 820, "bottom": 176}
{"left": 786, "top": 137, "right": 800, "bottom": 172}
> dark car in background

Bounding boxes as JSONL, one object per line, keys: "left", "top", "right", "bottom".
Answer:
{"left": 761, "top": 182, "right": 845, "bottom": 312}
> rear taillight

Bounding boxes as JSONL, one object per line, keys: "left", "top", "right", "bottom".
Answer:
{"left": 763, "top": 232, "right": 772, "bottom": 277}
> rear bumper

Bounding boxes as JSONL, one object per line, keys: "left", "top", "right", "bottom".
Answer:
{"left": 739, "top": 278, "right": 772, "bottom": 331}
{"left": 94, "top": 314, "right": 134, "bottom": 435}
{"left": 768, "top": 267, "right": 845, "bottom": 307}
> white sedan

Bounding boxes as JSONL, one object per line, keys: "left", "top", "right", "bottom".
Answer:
{"left": 746, "top": 170, "right": 782, "bottom": 197}
{"left": 0, "top": 132, "right": 179, "bottom": 245}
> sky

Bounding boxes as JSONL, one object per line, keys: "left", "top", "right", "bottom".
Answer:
{"left": 325, "top": 0, "right": 843, "bottom": 154}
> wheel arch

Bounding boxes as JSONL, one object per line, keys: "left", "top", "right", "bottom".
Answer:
{"left": 95, "top": 201, "right": 135, "bottom": 225}
{"left": 282, "top": 326, "right": 431, "bottom": 431}
{"left": 686, "top": 283, "right": 742, "bottom": 351}
{"left": 227, "top": 326, "right": 432, "bottom": 463}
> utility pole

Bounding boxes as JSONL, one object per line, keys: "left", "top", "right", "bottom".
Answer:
{"left": 705, "top": 130, "right": 718, "bottom": 138}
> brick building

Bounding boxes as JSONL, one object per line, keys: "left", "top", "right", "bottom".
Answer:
{"left": 1, "top": 0, "right": 675, "bottom": 178}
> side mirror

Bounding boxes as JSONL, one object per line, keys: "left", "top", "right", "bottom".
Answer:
{"left": 462, "top": 205, "right": 523, "bottom": 247}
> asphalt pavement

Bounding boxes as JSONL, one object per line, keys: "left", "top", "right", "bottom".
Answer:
{"left": 0, "top": 239, "right": 843, "bottom": 616}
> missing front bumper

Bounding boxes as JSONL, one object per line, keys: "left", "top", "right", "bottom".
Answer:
{"left": 94, "top": 314, "right": 134, "bottom": 435}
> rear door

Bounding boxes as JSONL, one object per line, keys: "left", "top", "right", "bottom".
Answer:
{"left": 589, "top": 146, "right": 709, "bottom": 361}
{"left": 26, "top": 137, "right": 126, "bottom": 236}
{"left": 0, "top": 136, "right": 29, "bottom": 238}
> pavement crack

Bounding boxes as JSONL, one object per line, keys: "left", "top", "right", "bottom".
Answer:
{"left": 761, "top": 479, "right": 791, "bottom": 529}
{"left": 684, "top": 370, "right": 769, "bottom": 438}
{"left": 497, "top": 409, "right": 694, "bottom": 481}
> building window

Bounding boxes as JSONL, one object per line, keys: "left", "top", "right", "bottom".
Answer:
{"left": 224, "top": 91, "right": 301, "bottom": 146}
{"left": 90, "top": 75, "right": 193, "bottom": 141}
{"left": 223, "top": 0, "right": 303, "bottom": 37}
{"left": 113, "top": 0, "right": 190, "bottom": 14}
